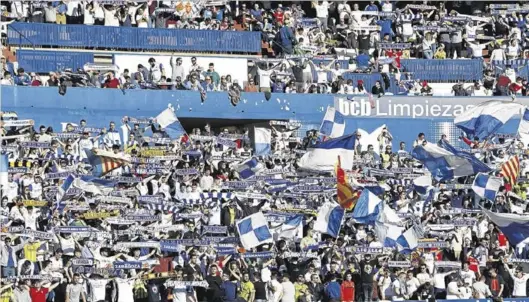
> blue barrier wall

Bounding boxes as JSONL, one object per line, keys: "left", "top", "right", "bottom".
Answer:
{"left": 400, "top": 59, "right": 483, "bottom": 81}
{"left": 16, "top": 50, "right": 94, "bottom": 73}
{"left": 1, "top": 86, "right": 524, "bottom": 147}
{"left": 7, "top": 23, "right": 261, "bottom": 54}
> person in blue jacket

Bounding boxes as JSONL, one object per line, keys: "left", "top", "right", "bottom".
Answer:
{"left": 13, "top": 68, "right": 31, "bottom": 86}
{"left": 278, "top": 19, "right": 296, "bottom": 55}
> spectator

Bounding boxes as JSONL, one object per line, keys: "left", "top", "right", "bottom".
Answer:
{"left": 13, "top": 68, "right": 31, "bottom": 86}
{"left": 103, "top": 71, "right": 121, "bottom": 89}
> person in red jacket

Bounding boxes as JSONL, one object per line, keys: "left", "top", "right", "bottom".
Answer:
{"left": 341, "top": 272, "right": 355, "bottom": 302}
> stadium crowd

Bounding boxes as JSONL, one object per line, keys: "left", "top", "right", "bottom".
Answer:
{"left": 2, "top": 1, "right": 529, "bottom": 302}
{"left": 0, "top": 107, "right": 529, "bottom": 302}
{"left": 3, "top": 1, "right": 529, "bottom": 96}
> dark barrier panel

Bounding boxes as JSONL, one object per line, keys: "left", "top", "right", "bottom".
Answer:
{"left": 400, "top": 59, "right": 483, "bottom": 82}
{"left": 16, "top": 50, "right": 94, "bottom": 73}
{"left": 7, "top": 22, "right": 261, "bottom": 54}
{"left": 1, "top": 86, "right": 522, "bottom": 147}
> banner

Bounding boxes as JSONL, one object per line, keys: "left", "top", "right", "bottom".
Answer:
{"left": 55, "top": 226, "right": 93, "bottom": 233}
{"left": 201, "top": 225, "right": 227, "bottom": 235}
{"left": 20, "top": 229, "right": 54, "bottom": 240}
{"left": 164, "top": 280, "right": 209, "bottom": 288}
{"left": 23, "top": 200, "right": 48, "bottom": 207}
{"left": 20, "top": 142, "right": 50, "bottom": 148}
{"left": 71, "top": 259, "right": 94, "bottom": 266}
{"left": 138, "top": 196, "right": 164, "bottom": 204}
{"left": 82, "top": 210, "right": 120, "bottom": 220}
{"left": 216, "top": 137, "right": 237, "bottom": 148}
{"left": 417, "top": 241, "right": 449, "bottom": 248}
{"left": 388, "top": 261, "right": 412, "bottom": 267}
{"left": 174, "top": 168, "right": 199, "bottom": 176}
{"left": 435, "top": 261, "right": 462, "bottom": 268}
{"left": 98, "top": 196, "right": 131, "bottom": 204}
{"left": 2, "top": 119, "right": 33, "bottom": 127}
{"left": 114, "top": 261, "right": 146, "bottom": 270}
{"left": 234, "top": 192, "right": 270, "bottom": 200}
{"left": 124, "top": 214, "right": 161, "bottom": 222}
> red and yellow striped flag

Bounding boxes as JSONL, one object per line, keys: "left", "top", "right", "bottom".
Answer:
{"left": 501, "top": 155, "right": 520, "bottom": 184}
{"left": 336, "top": 156, "right": 360, "bottom": 210}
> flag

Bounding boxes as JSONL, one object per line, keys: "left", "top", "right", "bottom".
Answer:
{"left": 483, "top": 209, "right": 529, "bottom": 245}
{"left": 73, "top": 175, "right": 116, "bottom": 196}
{"left": 57, "top": 174, "right": 75, "bottom": 201}
{"left": 355, "top": 124, "right": 387, "bottom": 155}
{"left": 254, "top": 127, "right": 271, "bottom": 156}
{"left": 454, "top": 100, "right": 523, "bottom": 139}
{"left": 0, "top": 153, "right": 7, "bottom": 189}
{"left": 518, "top": 107, "right": 529, "bottom": 147}
{"left": 472, "top": 173, "right": 502, "bottom": 200}
{"left": 501, "top": 156, "right": 520, "bottom": 184}
{"left": 270, "top": 214, "right": 303, "bottom": 240}
{"left": 351, "top": 189, "right": 382, "bottom": 224}
{"left": 319, "top": 107, "right": 345, "bottom": 138}
{"left": 313, "top": 202, "right": 345, "bottom": 238}
{"left": 236, "top": 158, "right": 263, "bottom": 180}
{"left": 121, "top": 124, "right": 129, "bottom": 146}
{"left": 411, "top": 141, "right": 491, "bottom": 180}
{"left": 61, "top": 122, "right": 78, "bottom": 131}
{"left": 155, "top": 106, "right": 179, "bottom": 128}
{"left": 86, "top": 149, "right": 130, "bottom": 177}
{"left": 396, "top": 226, "right": 421, "bottom": 252}
{"left": 298, "top": 134, "right": 356, "bottom": 172}
{"left": 412, "top": 175, "right": 432, "bottom": 195}
{"left": 236, "top": 212, "right": 273, "bottom": 249}
{"left": 375, "top": 220, "right": 404, "bottom": 248}
{"left": 335, "top": 156, "right": 359, "bottom": 210}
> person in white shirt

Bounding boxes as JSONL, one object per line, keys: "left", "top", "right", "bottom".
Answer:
{"left": 460, "top": 263, "right": 476, "bottom": 284}
{"left": 466, "top": 40, "right": 492, "bottom": 58}
{"left": 433, "top": 268, "right": 457, "bottom": 295}
{"left": 83, "top": 2, "right": 95, "bottom": 25}
{"left": 489, "top": 44, "right": 506, "bottom": 62}
{"left": 460, "top": 279, "right": 473, "bottom": 299}
{"left": 472, "top": 275, "right": 492, "bottom": 298}
{"left": 0, "top": 73, "right": 14, "bottom": 86}
{"left": 114, "top": 277, "right": 135, "bottom": 302}
{"left": 270, "top": 272, "right": 283, "bottom": 302}
{"left": 337, "top": 0, "right": 351, "bottom": 23}
{"left": 103, "top": 5, "right": 120, "bottom": 26}
{"left": 504, "top": 262, "right": 529, "bottom": 297}
{"left": 88, "top": 278, "right": 109, "bottom": 302}
{"left": 136, "top": 8, "right": 149, "bottom": 28}
{"left": 199, "top": 169, "right": 214, "bottom": 191}
{"left": 314, "top": 1, "right": 329, "bottom": 31}
{"left": 406, "top": 271, "right": 420, "bottom": 297}
{"left": 392, "top": 272, "right": 408, "bottom": 300}
{"left": 446, "top": 278, "right": 462, "bottom": 299}
{"left": 280, "top": 274, "right": 295, "bottom": 302}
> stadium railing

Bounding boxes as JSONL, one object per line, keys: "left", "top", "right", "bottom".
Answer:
{"left": 7, "top": 22, "right": 262, "bottom": 54}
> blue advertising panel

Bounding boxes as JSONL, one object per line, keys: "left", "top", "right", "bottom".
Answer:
{"left": 16, "top": 50, "right": 94, "bottom": 73}
{"left": 7, "top": 22, "right": 261, "bottom": 53}
{"left": 1, "top": 86, "right": 523, "bottom": 148}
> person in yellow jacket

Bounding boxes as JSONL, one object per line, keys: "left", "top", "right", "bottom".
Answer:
{"left": 0, "top": 283, "right": 13, "bottom": 302}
